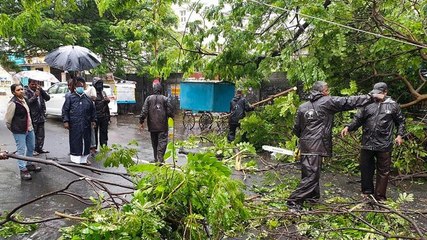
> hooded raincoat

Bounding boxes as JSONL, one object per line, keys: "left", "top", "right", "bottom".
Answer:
{"left": 288, "top": 91, "right": 375, "bottom": 206}
{"left": 139, "top": 84, "right": 173, "bottom": 162}
{"left": 293, "top": 91, "right": 374, "bottom": 157}
{"left": 346, "top": 97, "right": 405, "bottom": 152}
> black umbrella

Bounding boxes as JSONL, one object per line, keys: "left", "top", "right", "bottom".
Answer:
{"left": 44, "top": 45, "right": 101, "bottom": 71}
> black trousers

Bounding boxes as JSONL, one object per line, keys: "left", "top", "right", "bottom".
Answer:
{"left": 95, "top": 117, "right": 109, "bottom": 148}
{"left": 227, "top": 123, "right": 240, "bottom": 142}
{"left": 288, "top": 155, "right": 322, "bottom": 205}
{"left": 360, "top": 149, "right": 391, "bottom": 200}
{"left": 150, "top": 131, "right": 168, "bottom": 163}
{"left": 33, "top": 122, "right": 45, "bottom": 152}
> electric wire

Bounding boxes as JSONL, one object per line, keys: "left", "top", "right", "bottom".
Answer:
{"left": 247, "top": 0, "right": 427, "bottom": 49}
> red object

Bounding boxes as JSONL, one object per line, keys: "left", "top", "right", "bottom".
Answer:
{"left": 190, "top": 72, "right": 203, "bottom": 79}
{"left": 153, "top": 78, "right": 160, "bottom": 85}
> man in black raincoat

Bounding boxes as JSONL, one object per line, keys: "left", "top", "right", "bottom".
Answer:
{"left": 139, "top": 83, "right": 173, "bottom": 163}
{"left": 341, "top": 82, "right": 405, "bottom": 201}
{"left": 92, "top": 77, "right": 110, "bottom": 149}
{"left": 287, "top": 81, "right": 385, "bottom": 210}
{"left": 228, "top": 89, "right": 254, "bottom": 142}
{"left": 25, "top": 79, "right": 50, "bottom": 155}
{"left": 62, "top": 77, "right": 96, "bottom": 165}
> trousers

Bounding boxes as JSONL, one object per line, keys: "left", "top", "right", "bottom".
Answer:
{"left": 33, "top": 122, "right": 45, "bottom": 152}
{"left": 287, "top": 154, "right": 322, "bottom": 205}
{"left": 360, "top": 149, "right": 391, "bottom": 200}
{"left": 95, "top": 117, "right": 109, "bottom": 148}
{"left": 13, "top": 131, "right": 35, "bottom": 170}
{"left": 150, "top": 131, "right": 168, "bottom": 162}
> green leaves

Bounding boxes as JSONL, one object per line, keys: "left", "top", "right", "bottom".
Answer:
{"left": 96, "top": 140, "right": 139, "bottom": 168}
{"left": 239, "top": 93, "right": 300, "bottom": 149}
{"left": 63, "top": 147, "right": 248, "bottom": 239}
{"left": 0, "top": 213, "right": 37, "bottom": 238}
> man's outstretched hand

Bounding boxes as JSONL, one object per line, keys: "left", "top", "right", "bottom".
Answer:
{"left": 395, "top": 135, "right": 404, "bottom": 146}
{"left": 341, "top": 126, "right": 349, "bottom": 138}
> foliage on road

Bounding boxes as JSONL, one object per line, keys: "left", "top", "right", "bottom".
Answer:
{"left": 60, "top": 149, "right": 249, "bottom": 239}
{"left": 0, "top": 212, "right": 37, "bottom": 238}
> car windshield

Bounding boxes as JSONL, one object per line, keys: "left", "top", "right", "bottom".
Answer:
{"left": 102, "top": 86, "right": 112, "bottom": 96}
{"left": 87, "top": 83, "right": 113, "bottom": 97}
{"left": 47, "top": 82, "right": 113, "bottom": 96}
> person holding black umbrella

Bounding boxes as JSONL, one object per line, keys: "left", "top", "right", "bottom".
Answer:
{"left": 62, "top": 77, "right": 96, "bottom": 165}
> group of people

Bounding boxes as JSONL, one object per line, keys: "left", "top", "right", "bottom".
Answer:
{"left": 227, "top": 81, "right": 405, "bottom": 209}
{"left": 4, "top": 77, "right": 407, "bottom": 207}
{"left": 287, "top": 81, "right": 405, "bottom": 210}
{"left": 4, "top": 76, "right": 111, "bottom": 179}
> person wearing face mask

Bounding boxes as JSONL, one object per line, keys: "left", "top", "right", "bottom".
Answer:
{"left": 61, "top": 77, "right": 96, "bottom": 165}
{"left": 92, "top": 77, "right": 110, "bottom": 150}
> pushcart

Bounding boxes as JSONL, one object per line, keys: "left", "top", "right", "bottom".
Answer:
{"left": 180, "top": 80, "right": 235, "bottom": 131}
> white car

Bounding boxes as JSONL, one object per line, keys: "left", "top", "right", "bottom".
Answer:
{"left": 45, "top": 82, "right": 118, "bottom": 116}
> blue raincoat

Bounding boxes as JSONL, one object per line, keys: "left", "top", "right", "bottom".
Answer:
{"left": 62, "top": 93, "right": 96, "bottom": 156}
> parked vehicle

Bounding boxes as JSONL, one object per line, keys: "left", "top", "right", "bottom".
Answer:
{"left": 45, "top": 82, "right": 118, "bottom": 116}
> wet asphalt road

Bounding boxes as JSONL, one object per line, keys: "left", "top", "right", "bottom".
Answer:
{"left": 0, "top": 91, "right": 190, "bottom": 239}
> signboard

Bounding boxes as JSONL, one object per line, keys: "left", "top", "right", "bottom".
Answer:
{"left": 115, "top": 83, "right": 136, "bottom": 104}
{"left": 168, "top": 84, "right": 180, "bottom": 98}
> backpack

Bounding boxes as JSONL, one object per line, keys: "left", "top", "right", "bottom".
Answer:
{"left": 149, "top": 95, "right": 167, "bottom": 122}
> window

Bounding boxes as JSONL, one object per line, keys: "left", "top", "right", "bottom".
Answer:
{"left": 57, "top": 84, "right": 69, "bottom": 94}
{"left": 47, "top": 85, "right": 59, "bottom": 94}
{"left": 180, "top": 10, "right": 187, "bottom": 23}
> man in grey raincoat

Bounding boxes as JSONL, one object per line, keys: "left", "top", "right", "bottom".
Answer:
{"left": 341, "top": 82, "right": 405, "bottom": 201}
{"left": 287, "top": 81, "right": 385, "bottom": 210}
{"left": 139, "top": 83, "right": 173, "bottom": 163}
{"left": 228, "top": 89, "right": 254, "bottom": 142}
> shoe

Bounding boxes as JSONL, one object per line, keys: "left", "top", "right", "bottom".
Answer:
{"left": 80, "top": 160, "right": 92, "bottom": 166}
{"left": 26, "top": 164, "right": 42, "bottom": 172}
{"left": 360, "top": 193, "right": 373, "bottom": 201}
{"left": 33, "top": 151, "right": 40, "bottom": 156}
{"left": 20, "top": 170, "right": 32, "bottom": 180}
{"left": 307, "top": 198, "right": 320, "bottom": 204}
{"left": 37, "top": 149, "right": 50, "bottom": 154}
{"left": 374, "top": 195, "right": 386, "bottom": 203}
{"left": 287, "top": 201, "right": 302, "bottom": 212}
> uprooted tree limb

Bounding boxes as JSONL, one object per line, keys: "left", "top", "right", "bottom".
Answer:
{"left": 1, "top": 153, "right": 426, "bottom": 239}
{"left": 246, "top": 196, "right": 427, "bottom": 239}
{"left": 0, "top": 154, "right": 135, "bottom": 226}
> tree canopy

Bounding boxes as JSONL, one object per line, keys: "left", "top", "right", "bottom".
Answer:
{"left": 1, "top": 0, "right": 426, "bottom": 106}
{"left": 177, "top": 0, "right": 427, "bottom": 106}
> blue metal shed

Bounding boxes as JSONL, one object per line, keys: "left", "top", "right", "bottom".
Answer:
{"left": 180, "top": 80, "right": 235, "bottom": 113}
